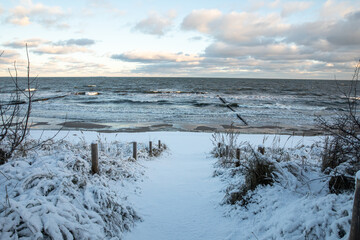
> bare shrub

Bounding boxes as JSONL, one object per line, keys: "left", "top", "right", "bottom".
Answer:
{"left": 0, "top": 46, "right": 35, "bottom": 164}
{"left": 211, "top": 124, "right": 240, "bottom": 165}
{"left": 225, "top": 145, "right": 276, "bottom": 205}
{"left": 317, "top": 60, "right": 360, "bottom": 193}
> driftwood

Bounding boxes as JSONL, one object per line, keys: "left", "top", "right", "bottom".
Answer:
{"left": 218, "top": 96, "right": 248, "bottom": 125}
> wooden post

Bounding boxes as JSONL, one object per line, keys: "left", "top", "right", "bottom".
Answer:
{"left": 349, "top": 178, "right": 360, "bottom": 240}
{"left": 133, "top": 142, "right": 137, "bottom": 160}
{"left": 91, "top": 143, "right": 99, "bottom": 174}
{"left": 226, "top": 145, "right": 229, "bottom": 157}
{"left": 158, "top": 140, "right": 161, "bottom": 148}
{"left": 235, "top": 148, "right": 241, "bottom": 167}
{"left": 258, "top": 146, "right": 265, "bottom": 155}
{"left": 236, "top": 148, "right": 240, "bottom": 160}
{"left": 218, "top": 142, "right": 221, "bottom": 148}
{"left": 149, "top": 141, "right": 153, "bottom": 157}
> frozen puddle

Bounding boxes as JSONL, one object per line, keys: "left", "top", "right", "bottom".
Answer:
{"left": 123, "top": 132, "right": 237, "bottom": 240}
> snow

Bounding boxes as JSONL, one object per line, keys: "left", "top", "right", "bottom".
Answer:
{"left": 0, "top": 132, "right": 144, "bottom": 239}
{"left": 0, "top": 131, "right": 354, "bottom": 239}
{"left": 122, "top": 132, "right": 237, "bottom": 240}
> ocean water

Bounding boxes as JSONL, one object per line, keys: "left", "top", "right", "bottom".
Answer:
{"left": 0, "top": 77, "right": 353, "bottom": 131}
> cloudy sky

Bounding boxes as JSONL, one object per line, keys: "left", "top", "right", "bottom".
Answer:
{"left": 0, "top": 0, "right": 359, "bottom": 79}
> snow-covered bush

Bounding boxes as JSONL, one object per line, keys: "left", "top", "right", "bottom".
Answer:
{"left": 0, "top": 138, "right": 146, "bottom": 239}
{"left": 212, "top": 138, "right": 353, "bottom": 239}
{"left": 215, "top": 141, "right": 312, "bottom": 206}
{"left": 317, "top": 61, "right": 360, "bottom": 193}
{"left": 211, "top": 127, "right": 240, "bottom": 160}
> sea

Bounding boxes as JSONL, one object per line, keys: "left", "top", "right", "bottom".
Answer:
{"left": 0, "top": 77, "right": 353, "bottom": 132}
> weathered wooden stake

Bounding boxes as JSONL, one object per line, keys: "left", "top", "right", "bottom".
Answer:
{"left": 226, "top": 145, "right": 229, "bottom": 157}
{"left": 149, "top": 141, "right": 153, "bottom": 157}
{"left": 258, "top": 146, "right": 265, "bottom": 155}
{"left": 349, "top": 178, "right": 360, "bottom": 240}
{"left": 236, "top": 148, "right": 241, "bottom": 160}
{"left": 133, "top": 142, "right": 137, "bottom": 160}
{"left": 158, "top": 140, "right": 161, "bottom": 148}
{"left": 91, "top": 143, "right": 99, "bottom": 174}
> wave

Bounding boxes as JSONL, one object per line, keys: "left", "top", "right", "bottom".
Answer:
{"left": 79, "top": 99, "right": 173, "bottom": 105}
{"left": 143, "top": 90, "right": 208, "bottom": 95}
{"left": 74, "top": 92, "right": 100, "bottom": 96}
{"left": 25, "top": 88, "right": 37, "bottom": 92}
{"left": 86, "top": 92, "right": 100, "bottom": 96}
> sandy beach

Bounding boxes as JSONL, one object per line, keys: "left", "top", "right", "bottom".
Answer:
{"left": 30, "top": 120, "right": 326, "bottom": 136}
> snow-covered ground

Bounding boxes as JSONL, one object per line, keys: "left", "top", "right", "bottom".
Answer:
{"left": 0, "top": 131, "right": 354, "bottom": 239}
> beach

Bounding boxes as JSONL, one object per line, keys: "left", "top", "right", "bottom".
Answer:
{"left": 31, "top": 120, "right": 326, "bottom": 136}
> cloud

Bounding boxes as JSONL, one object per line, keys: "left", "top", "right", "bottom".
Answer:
{"left": 321, "top": 0, "right": 355, "bottom": 19}
{"left": 3, "top": 38, "right": 50, "bottom": 49}
{"left": 112, "top": 51, "right": 203, "bottom": 63}
{"left": 8, "top": 16, "right": 30, "bottom": 26}
{"left": 3, "top": 37, "right": 95, "bottom": 55}
{"left": 55, "top": 38, "right": 96, "bottom": 46}
{"left": 326, "top": 11, "right": 360, "bottom": 45}
{"left": 6, "top": 0, "right": 68, "bottom": 28}
{"left": 181, "top": 9, "right": 222, "bottom": 33}
{"left": 285, "top": 10, "right": 360, "bottom": 47}
{"left": 85, "top": 0, "right": 125, "bottom": 16}
{"left": 0, "top": 50, "right": 21, "bottom": 66}
{"left": 179, "top": 5, "right": 360, "bottom": 77}
{"left": 281, "top": 1, "right": 313, "bottom": 17}
{"left": 182, "top": 10, "right": 289, "bottom": 45}
{"left": 189, "top": 36, "right": 203, "bottom": 41}
{"left": 133, "top": 11, "right": 176, "bottom": 36}
{"left": 205, "top": 42, "right": 300, "bottom": 60}
{"left": 33, "top": 46, "right": 89, "bottom": 55}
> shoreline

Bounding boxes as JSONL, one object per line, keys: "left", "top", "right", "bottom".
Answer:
{"left": 30, "top": 120, "right": 327, "bottom": 136}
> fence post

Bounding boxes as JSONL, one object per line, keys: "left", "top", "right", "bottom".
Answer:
{"left": 236, "top": 148, "right": 240, "bottom": 160}
{"left": 349, "top": 177, "right": 360, "bottom": 240}
{"left": 158, "top": 140, "right": 161, "bottom": 148}
{"left": 258, "top": 146, "right": 265, "bottom": 155}
{"left": 91, "top": 143, "right": 99, "bottom": 174}
{"left": 133, "top": 142, "right": 137, "bottom": 160}
{"left": 149, "top": 141, "right": 153, "bottom": 157}
{"left": 235, "top": 148, "right": 241, "bottom": 167}
{"left": 226, "top": 145, "right": 229, "bottom": 157}
{"left": 218, "top": 142, "right": 221, "bottom": 148}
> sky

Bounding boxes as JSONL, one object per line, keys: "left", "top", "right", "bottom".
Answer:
{"left": 0, "top": 0, "right": 359, "bottom": 79}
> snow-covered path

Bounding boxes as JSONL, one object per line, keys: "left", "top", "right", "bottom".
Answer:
{"left": 123, "top": 132, "right": 238, "bottom": 240}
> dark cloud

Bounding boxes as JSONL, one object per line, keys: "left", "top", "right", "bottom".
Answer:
{"left": 179, "top": 7, "right": 360, "bottom": 79}
{"left": 326, "top": 11, "right": 360, "bottom": 46}
{"left": 56, "top": 38, "right": 96, "bottom": 46}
